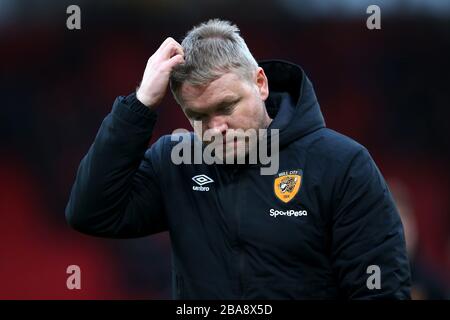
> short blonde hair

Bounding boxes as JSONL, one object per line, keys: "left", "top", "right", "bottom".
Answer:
{"left": 169, "top": 18, "right": 259, "bottom": 105}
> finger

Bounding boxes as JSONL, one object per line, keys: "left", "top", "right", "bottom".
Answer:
{"left": 165, "top": 53, "right": 185, "bottom": 69}
{"left": 151, "top": 38, "right": 175, "bottom": 61}
{"left": 163, "top": 43, "right": 184, "bottom": 60}
{"left": 159, "top": 37, "right": 182, "bottom": 54}
{"left": 158, "top": 37, "right": 175, "bottom": 51}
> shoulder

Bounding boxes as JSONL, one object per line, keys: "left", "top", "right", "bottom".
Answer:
{"left": 144, "top": 131, "right": 196, "bottom": 160}
{"left": 302, "top": 128, "right": 370, "bottom": 166}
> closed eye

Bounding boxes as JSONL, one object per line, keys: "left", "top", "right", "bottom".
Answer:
{"left": 217, "top": 99, "right": 240, "bottom": 115}
{"left": 184, "top": 97, "right": 241, "bottom": 120}
{"left": 185, "top": 110, "right": 207, "bottom": 121}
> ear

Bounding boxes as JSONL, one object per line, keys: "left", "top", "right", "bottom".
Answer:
{"left": 254, "top": 67, "right": 269, "bottom": 101}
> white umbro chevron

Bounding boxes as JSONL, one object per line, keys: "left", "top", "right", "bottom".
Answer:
{"left": 192, "top": 174, "right": 214, "bottom": 186}
{"left": 192, "top": 174, "right": 214, "bottom": 191}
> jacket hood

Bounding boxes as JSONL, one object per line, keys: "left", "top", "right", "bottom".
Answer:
{"left": 259, "top": 60, "right": 326, "bottom": 148}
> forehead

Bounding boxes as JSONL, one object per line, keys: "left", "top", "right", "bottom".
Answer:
{"left": 180, "top": 72, "right": 248, "bottom": 109}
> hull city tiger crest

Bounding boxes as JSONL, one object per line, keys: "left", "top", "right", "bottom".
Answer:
{"left": 274, "top": 170, "right": 303, "bottom": 203}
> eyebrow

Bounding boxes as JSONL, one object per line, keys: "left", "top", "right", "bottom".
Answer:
{"left": 184, "top": 95, "right": 240, "bottom": 117}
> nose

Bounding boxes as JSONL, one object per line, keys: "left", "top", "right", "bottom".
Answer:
{"left": 206, "top": 115, "right": 228, "bottom": 135}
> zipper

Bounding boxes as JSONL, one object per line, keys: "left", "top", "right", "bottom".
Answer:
{"left": 238, "top": 240, "right": 244, "bottom": 298}
{"left": 233, "top": 167, "right": 245, "bottom": 298}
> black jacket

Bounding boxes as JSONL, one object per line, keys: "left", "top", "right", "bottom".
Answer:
{"left": 66, "top": 60, "right": 411, "bottom": 299}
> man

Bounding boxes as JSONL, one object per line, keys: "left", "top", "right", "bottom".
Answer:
{"left": 66, "top": 19, "right": 411, "bottom": 299}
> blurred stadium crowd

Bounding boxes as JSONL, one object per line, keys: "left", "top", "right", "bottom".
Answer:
{"left": 0, "top": 1, "right": 449, "bottom": 299}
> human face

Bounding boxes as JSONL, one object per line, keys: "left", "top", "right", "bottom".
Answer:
{"left": 179, "top": 67, "right": 272, "bottom": 158}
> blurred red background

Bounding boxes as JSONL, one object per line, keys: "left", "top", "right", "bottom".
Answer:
{"left": 0, "top": 1, "right": 449, "bottom": 299}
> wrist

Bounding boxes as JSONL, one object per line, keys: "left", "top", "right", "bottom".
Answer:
{"left": 136, "top": 90, "right": 155, "bottom": 109}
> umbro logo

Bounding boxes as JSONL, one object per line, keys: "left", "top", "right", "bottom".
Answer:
{"left": 192, "top": 174, "right": 214, "bottom": 191}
